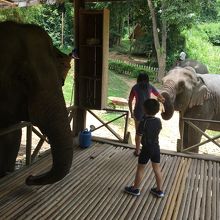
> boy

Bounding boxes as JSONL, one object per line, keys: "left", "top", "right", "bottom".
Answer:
{"left": 125, "top": 99, "right": 164, "bottom": 198}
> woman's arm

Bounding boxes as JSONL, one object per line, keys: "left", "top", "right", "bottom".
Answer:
{"left": 151, "top": 85, "right": 165, "bottom": 103}
{"left": 128, "top": 89, "right": 135, "bottom": 118}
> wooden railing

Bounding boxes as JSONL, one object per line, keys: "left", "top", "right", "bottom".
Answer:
{"left": 0, "top": 105, "right": 76, "bottom": 166}
{"left": 87, "top": 108, "right": 129, "bottom": 143}
{"left": 179, "top": 117, "right": 220, "bottom": 153}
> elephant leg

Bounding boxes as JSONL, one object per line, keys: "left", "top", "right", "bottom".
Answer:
{"left": 183, "top": 122, "right": 207, "bottom": 153}
{"left": 0, "top": 129, "right": 21, "bottom": 176}
{"left": 182, "top": 107, "right": 210, "bottom": 153}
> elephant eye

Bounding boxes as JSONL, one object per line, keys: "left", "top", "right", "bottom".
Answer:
{"left": 178, "top": 81, "right": 185, "bottom": 89}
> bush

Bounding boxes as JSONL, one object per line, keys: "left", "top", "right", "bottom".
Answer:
{"left": 183, "top": 25, "right": 220, "bottom": 73}
{"left": 109, "top": 60, "right": 156, "bottom": 80}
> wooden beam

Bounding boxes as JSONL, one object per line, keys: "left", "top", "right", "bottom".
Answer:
{"left": 73, "top": 0, "right": 87, "bottom": 136}
{"left": 92, "top": 137, "right": 220, "bottom": 162}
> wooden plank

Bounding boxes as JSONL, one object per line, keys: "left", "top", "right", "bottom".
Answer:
{"left": 154, "top": 157, "right": 182, "bottom": 220}
{"left": 205, "top": 161, "right": 212, "bottom": 220}
{"left": 188, "top": 159, "right": 201, "bottom": 220}
{"left": 172, "top": 158, "right": 191, "bottom": 220}
{"left": 182, "top": 159, "right": 198, "bottom": 219}
{"left": 217, "top": 162, "right": 220, "bottom": 220}
{"left": 177, "top": 159, "right": 196, "bottom": 219}
{"left": 15, "top": 145, "right": 115, "bottom": 219}
{"left": 141, "top": 156, "right": 177, "bottom": 220}
{"left": 0, "top": 143, "right": 107, "bottom": 218}
{"left": 0, "top": 143, "right": 219, "bottom": 219}
{"left": 62, "top": 148, "right": 130, "bottom": 219}
{"left": 161, "top": 158, "right": 185, "bottom": 220}
{"left": 93, "top": 137, "right": 220, "bottom": 162}
{"left": 165, "top": 159, "right": 188, "bottom": 220}
{"left": 194, "top": 160, "right": 204, "bottom": 220}
{"left": 200, "top": 161, "right": 208, "bottom": 220}
{"left": 118, "top": 156, "right": 169, "bottom": 220}
{"left": 212, "top": 162, "right": 217, "bottom": 220}
{"left": 74, "top": 149, "right": 137, "bottom": 220}
{"left": 88, "top": 153, "right": 142, "bottom": 220}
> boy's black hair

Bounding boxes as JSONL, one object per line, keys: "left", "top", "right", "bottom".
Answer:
{"left": 143, "top": 99, "right": 160, "bottom": 115}
{"left": 137, "top": 72, "right": 149, "bottom": 83}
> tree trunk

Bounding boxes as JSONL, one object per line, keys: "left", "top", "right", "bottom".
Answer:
{"left": 147, "top": 0, "right": 167, "bottom": 82}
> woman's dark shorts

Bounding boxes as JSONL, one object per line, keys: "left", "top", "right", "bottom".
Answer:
{"left": 138, "top": 144, "right": 160, "bottom": 164}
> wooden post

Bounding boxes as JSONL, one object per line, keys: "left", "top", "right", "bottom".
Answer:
{"left": 73, "top": 0, "right": 86, "bottom": 136}
{"left": 26, "top": 125, "right": 32, "bottom": 165}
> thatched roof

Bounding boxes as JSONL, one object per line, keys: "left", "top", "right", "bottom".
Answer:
{"left": 0, "top": 0, "right": 127, "bottom": 9}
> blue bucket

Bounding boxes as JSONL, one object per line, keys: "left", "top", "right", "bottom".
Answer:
{"left": 79, "top": 129, "right": 92, "bottom": 148}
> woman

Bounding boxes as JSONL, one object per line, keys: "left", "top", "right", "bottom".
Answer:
{"left": 128, "top": 72, "right": 165, "bottom": 156}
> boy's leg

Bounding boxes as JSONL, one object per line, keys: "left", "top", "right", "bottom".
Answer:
{"left": 133, "top": 163, "right": 145, "bottom": 189}
{"left": 151, "top": 162, "right": 163, "bottom": 191}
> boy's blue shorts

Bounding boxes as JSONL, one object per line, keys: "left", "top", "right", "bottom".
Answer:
{"left": 138, "top": 144, "right": 160, "bottom": 164}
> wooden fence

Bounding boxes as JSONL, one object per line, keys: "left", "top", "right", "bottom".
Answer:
{"left": 179, "top": 117, "right": 220, "bottom": 153}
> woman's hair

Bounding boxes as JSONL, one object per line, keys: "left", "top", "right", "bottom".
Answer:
{"left": 137, "top": 72, "right": 149, "bottom": 83}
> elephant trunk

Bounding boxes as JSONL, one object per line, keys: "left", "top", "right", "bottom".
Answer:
{"left": 161, "top": 80, "right": 176, "bottom": 120}
{"left": 161, "top": 92, "right": 175, "bottom": 120}
{"left": 26, "top": 91, "right": 73, "bottom": 185}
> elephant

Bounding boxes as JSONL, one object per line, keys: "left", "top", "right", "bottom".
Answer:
{"left": 161, "top": 66, "right": 220, "bottom": 152}
{"left": 0, "top": 21, "right": 73, "bottom": 185}
{"left": 177, "top": 59, "right": 209, "bottom": 74}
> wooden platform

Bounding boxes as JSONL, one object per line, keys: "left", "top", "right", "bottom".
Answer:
{"left": 0, "top": 142, "right": 219, "bottom": 220}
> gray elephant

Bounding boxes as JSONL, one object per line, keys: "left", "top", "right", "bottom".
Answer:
{"left": 0, "top": 21, "right": 73, "bottom": 185}
{"left": 177, "top": 59, "right": 209, "bottom": 74}
{"left": 161, "top": 66, "right": 220, "bottom": 152}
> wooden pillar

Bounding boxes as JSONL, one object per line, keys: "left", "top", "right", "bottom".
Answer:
{"left": 73, "top": 0, "right": 86, "bottom": 136}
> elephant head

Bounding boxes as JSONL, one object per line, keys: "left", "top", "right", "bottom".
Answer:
{"left": 161, "top": 67, "right": 210, "bottom": 120}
{"left": 0, "top": 21, "right": 73, "bottom": 185}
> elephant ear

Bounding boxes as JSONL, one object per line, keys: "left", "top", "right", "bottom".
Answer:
{"left": 189, "top": 77, "right": 211, "bottom": 108}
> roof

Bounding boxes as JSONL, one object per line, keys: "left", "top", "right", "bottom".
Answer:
{"left": 0, "top": 0, "right": 128, "bottom": 9}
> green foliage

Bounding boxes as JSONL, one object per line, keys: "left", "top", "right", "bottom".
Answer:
{"left": 108, "top": 70, "right": 130, "bottom": 98}
{"left": 109, "top": 60, "right": 156, "bottom": 80}
{"left": 183, "top": 25, "right": 220, "bottom": 73}
{"left": 0, "top": 3, "right": 74, "bottom": 48}
{"left": 199, "top": 23, "right": 220, "bottom": 46}
{"left": 200, "top": 0, "right": 220, "bottom": 21}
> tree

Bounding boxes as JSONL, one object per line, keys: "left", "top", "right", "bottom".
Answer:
{"left": 146, "top": 0, "right": 200, "bottom": 81}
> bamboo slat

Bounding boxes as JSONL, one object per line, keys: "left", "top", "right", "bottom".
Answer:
{"left": 0, "top": 142, "right": 219, "bottom": 220}
{"left": 140, "top": 156, "right": 176, "bottom": 220}
{"left": 194, "top": 160, "right": 205, "bottom": 220}
{"left": 200, "top": 161, "right": 208, "bottom": 220}
{"left": 205, "top": 161, "right": 213, "bottom": 220}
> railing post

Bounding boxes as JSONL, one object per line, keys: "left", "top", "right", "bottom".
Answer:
{"left": 123, "top": 111, "right": 129, "bottom": 142}
{"left": 26, "top": 124, "right": 32, "bottom": 165}
{"left": 177, "top": 114, "right": 184, "bottom": 152}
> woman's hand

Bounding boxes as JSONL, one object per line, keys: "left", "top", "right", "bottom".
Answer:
{"left": 157, "top": 94, "right": 165, "bottom": 103}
